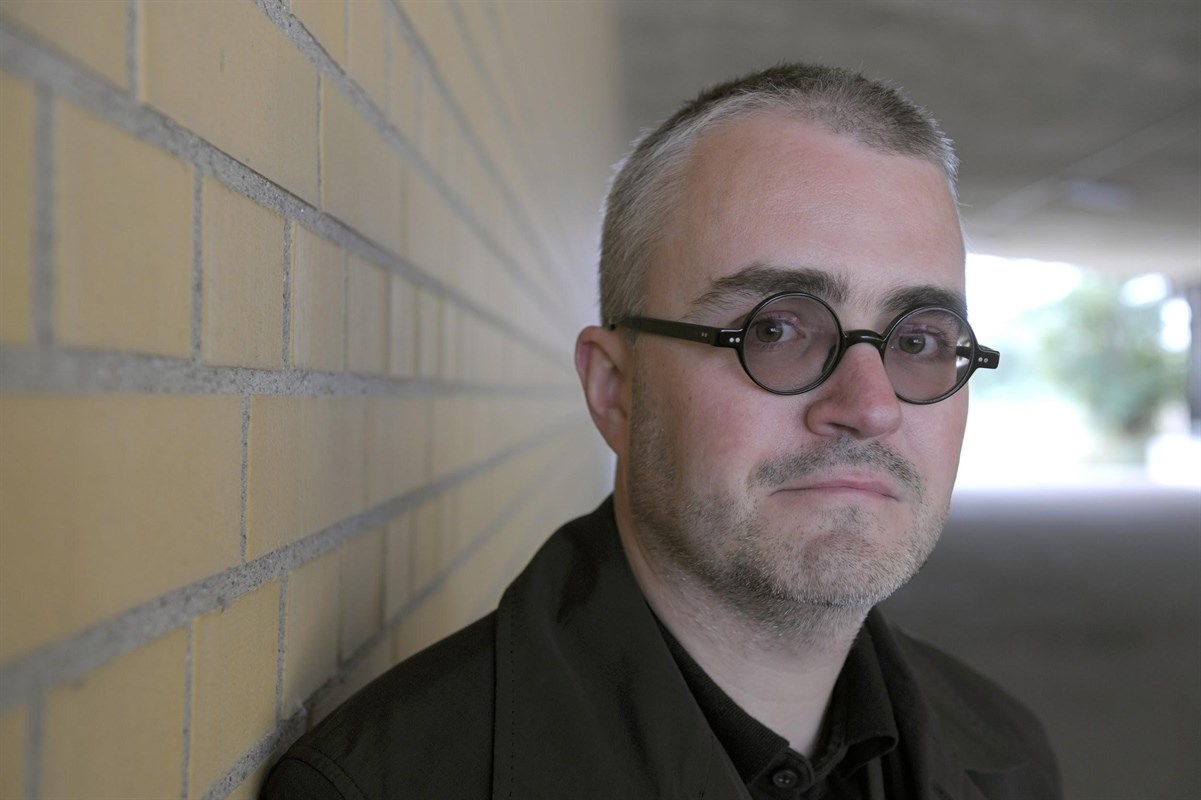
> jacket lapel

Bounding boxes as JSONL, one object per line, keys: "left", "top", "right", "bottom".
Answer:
{"left": 491, "top": 499, "right": 749, "bottom": 799}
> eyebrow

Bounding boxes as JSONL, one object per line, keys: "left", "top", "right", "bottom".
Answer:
{"left": 881, "top": 285, "right": 968, "bottom": 319}
{"left": 687, "top": 263, "right": 968, "bottom": 321}
{"left": 689, "top": 264, "right": 849, "bottom": 317}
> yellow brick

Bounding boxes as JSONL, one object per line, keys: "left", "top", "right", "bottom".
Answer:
{"left": 190, "top": 581, "right": 279, "bottom": 799}
{"left": 436, "top": 487, "right": 460, "bottom": 565}
{"left": 431, "top": 41, "right": 475, "bottom": 138}
{"left": 365, "top": 395, "right": 428, "bottom": 506}
{"left": 398, "top": 0, "right": 457, "bottom": 53}
{"left": 438, "top": 299, "right": 457, "bottom": 380}
{"left": 387, "top": 274, "right": 416, "bottom": 377}
{"left": 42, "top": 629, "right": 186, "bottom": 799}
{"left": 281, "top": 550, "right": 340, "bottom": 717}
{"left": 430, "top": 394, "right": 478, "bottom": 477}
{"left": 320, "top": 79, "right": 404, "bottom": 254}
{"left": 0, "top": 705, "right": 23, "bottom": 800}
{"left": 245, "top": 396, "right": 366, "bottom": 559}
{"left": 347, "top": 0, "right": 388, "bottom": 110}
{"left": 459, "top": 0, "right": 527, "bottom": 135}
{"left": 404, "top": 174, "right": 458, "bottom": 277}
{"left": 400, "top": 0, "right": 464, "bottom": 123}
{"left": 292, "top": 0, "right": 345, "bottom": 64}
{"left": 464, "top": 156, "right": 500, "bottom": 244}
{"left": 457, "top": 313, "right": 478, "bottom": 382}
{"left": 455, "top": 471, "right": 492, "bottom": 550}
{"left": 226, "top": 762, "right": 270, "bottom": 800}
{"left": 346, "top": 255, "right": 387, "bottom": 374}
{"left": 0, "top": 71, "right": 34, "bottom": 345}
{"left": 394, "top": 473, "right": 570, "bottom": 663}
{"left": 202, "top": 177, "right": 285, "bottom": 368}
{"left": 54, "top": 101, "right": 192, "bottom": 357}
{"left": 415, "top": 287, "right": 441, "bottom": 379}
{"left": 409, "top": 497, "right": 441, "bottom": 592}
{"left": 392, "top": 566, "right": 476, "bottom": 665}
{"left": 440, "top": 94, "right": 477, "bottom": 195}
{"left": 384, "top": 512, "right": 413, "bottom": 622}
{"left": 459, "top": 315, "right": 478, "bottom": 382}
{"left": 290, "top": 226, "right": 346, "bottom": 372}
{"left": 461, "top": 250, "right": 503, "bottom": 330}
{"left": 456, "top": 202, "right": 487, "bottom": 278}
{"left": 340, "top": 527, "right": 384, "bottom": 658}
{"left": 0, "top": 0, "right": 126, "bottom": 87}
{"left": 387, "top": 23, "right": 416, "bottom": 139}
{"left": 0, "top": 395, "right": 242, "bottom": 662}
{"left": 310, "top": 637, "right": 391, "bottom": 726}
{"left": 141, "top": 0, "right": 319, "bottom": 205}
{"left": 454, "top": 1, "right": 493, "bottom": 73}
{"left": 475, "top": 322, "right": 503, "bottom": 385}
{"left": 415, "top": 70, "right": 447, "bottom": 176}
{"left": 427, "top": 393, "right": 456, "bottom": 476}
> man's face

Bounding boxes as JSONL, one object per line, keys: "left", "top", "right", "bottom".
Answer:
{"left": 621, "top": 114, "right": 968, "bottom": 622}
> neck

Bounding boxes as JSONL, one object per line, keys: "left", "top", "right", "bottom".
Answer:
{"left": 614, "top": 497, "right": 868, "bottom": 756}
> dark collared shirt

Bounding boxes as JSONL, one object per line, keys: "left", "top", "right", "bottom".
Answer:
{"left": 660, "top": 621, "right": 910, "bottom": 799}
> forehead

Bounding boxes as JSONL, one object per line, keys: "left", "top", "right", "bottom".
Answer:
{"left": 645, "top": 113, "right": 965, "bottom": 317}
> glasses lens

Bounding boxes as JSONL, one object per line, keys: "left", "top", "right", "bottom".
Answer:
{"left": 884, "top": 308, "right": 972, "bottom": 402}
{"left": 742, "top": 295, "right": 840, "bottom": 392}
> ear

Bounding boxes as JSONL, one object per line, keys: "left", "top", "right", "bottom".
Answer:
{"left": 575, "top": 325, "right": 631, "bottom": 458}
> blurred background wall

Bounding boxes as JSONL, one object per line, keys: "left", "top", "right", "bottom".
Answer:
{"left": 0, "top": 1, "right": 618, "bottom": 797}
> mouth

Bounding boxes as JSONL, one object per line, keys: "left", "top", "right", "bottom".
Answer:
{"left": 772, "top": 474, "right": 901, "bottom": 501}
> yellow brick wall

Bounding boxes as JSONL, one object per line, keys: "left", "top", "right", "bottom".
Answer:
{"left": 0, "top": 1, "right": 618, "bottom": 796}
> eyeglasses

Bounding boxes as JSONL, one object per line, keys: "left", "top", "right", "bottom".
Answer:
{"left": 610, "top": 292, "right": 999, "bottom": 404}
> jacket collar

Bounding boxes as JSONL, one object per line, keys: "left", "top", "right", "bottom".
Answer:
{"left": 492, "top": 497, "right": 748, "bottom": 799}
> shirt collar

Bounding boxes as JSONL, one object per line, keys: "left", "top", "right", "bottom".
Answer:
{"left": 656, "top": 616, "right": 898, "bottom": 792}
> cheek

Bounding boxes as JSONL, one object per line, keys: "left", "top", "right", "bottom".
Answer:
{"left": 906, "top": 396, "right": 968, "bottom": 496}
{"left": 647, "top": 356, "right": 774, "bottom": 490}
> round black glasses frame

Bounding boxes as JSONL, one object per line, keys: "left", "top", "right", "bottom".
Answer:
{"left": 609, "top": 291, "right": 1000, "bottom": 405}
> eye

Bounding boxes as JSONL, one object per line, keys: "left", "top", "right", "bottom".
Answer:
{"left": 897, "top": 333, "right": 935, "bottom": 355}
{"left": 892, "top": 325, "right": 956, "bottom": 359}
{"left": 749, "top": 313, "right": 802, "bottom": 345}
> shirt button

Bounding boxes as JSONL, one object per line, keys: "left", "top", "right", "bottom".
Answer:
{"left": 771, "top": 769, "right": 799, "bottom": 789}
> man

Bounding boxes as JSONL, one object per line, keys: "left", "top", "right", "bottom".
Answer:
{"left": 264, "top": 63, "right": 1059, "bottom": 799}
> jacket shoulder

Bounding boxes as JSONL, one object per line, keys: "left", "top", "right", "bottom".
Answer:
{"left": 892, "top": 626, "right": 1061, "bottom": 797}
{"left": 261, "top": 613, "right": 497, "bottom": 799}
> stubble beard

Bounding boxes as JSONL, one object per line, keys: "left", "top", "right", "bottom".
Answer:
{"left": 626, "top": 372, "right": 949, "bottom": 642}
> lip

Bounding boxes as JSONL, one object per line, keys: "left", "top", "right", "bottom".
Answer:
{"left": 772, "top": 474, "right": 901, "bottom": 500}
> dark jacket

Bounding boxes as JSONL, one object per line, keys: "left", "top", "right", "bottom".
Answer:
{"left": 263, "top": 498, "right": 1060, "bottom": 799}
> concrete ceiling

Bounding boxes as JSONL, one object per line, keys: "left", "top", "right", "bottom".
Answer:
{"left": 614, "top": 0, "right": 1201, "bottom": 286}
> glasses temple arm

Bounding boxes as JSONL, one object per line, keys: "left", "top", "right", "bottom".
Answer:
{"left": 612, "top": 317, "right": 739, "bottom": 348}
{"left": 959, "top": 344, "right": 1000, "bottom": 370}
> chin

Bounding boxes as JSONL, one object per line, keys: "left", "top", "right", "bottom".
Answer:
{"left": 745, "top": 510, "right": 934, "bottom": 608}
{"left": 768, "top": 497, "right": 913, "bottom": 546}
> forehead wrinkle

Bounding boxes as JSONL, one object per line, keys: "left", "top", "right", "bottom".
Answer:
{"left": 688, "top": 264, "right": 850, "bottom": 317}
{"left": 881, "top": 284, "right": 968, "bottom": 319}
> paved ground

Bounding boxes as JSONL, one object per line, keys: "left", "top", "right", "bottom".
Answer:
{"left": 880, "top": 484, "right": 1201, "bottom": 800}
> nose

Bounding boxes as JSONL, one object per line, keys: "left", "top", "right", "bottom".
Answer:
{"left": 803, "top": 342, "right": 903, "bottom": 440}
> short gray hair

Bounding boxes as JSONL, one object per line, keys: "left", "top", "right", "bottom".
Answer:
{"left": 599, "top": 63, "right": 958, "bottom": 324}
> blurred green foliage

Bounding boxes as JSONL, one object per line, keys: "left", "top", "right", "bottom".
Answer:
{"left": 1033, "top": 275, "right": 1186, "bottom": 439}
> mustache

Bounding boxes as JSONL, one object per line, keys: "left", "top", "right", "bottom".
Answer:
{"left": 751, "top": 439, "right": 924, "bottom": 498}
